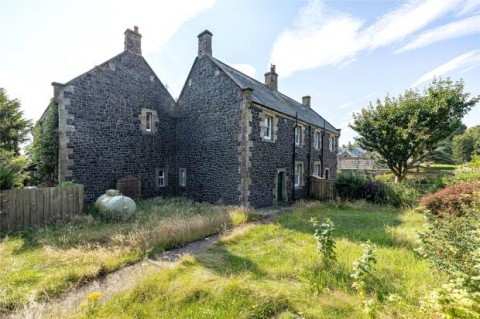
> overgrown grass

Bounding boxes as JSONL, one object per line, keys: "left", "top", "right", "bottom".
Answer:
{"left": 0, "top": 197, "right": 250, "bottom": 312}
{"left": 74, "top": 201, "right": 442, "bottom": 319}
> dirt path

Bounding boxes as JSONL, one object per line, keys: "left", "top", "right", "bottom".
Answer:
{"left": 4, "top": 206, "right": 291, "bottom": 319}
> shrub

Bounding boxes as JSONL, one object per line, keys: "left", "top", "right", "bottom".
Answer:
{"left": 335, "top": 172, "right": 420, "bottom": 208}
{"left": 335, "top": 171, "right": 367, "bottom": 201}
{"left": 0, "top": 150, "right": 29, "bottom": 189}
{"left": 417, "top": 199, "right": 480, "bottom": 318}
{"left": 420, "top": 181, "right": 480, "bottom": 217}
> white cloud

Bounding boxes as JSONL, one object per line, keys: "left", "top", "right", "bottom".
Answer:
{"left": 458, "top": 0, "right": 480, "bottom": 16}
{"left": 363, "top": 0, "right": 462, "bottom": 50}
{"left": 270, "top": 0, "right": 465, "bottom": 77}
{"left": 270, "top": 1, "right": 364, "bottom": 77}
{"left": 0, "top": 0, "right": 216, "bottom": 121}
{"left": 411, "top": 49, "right": 480, "bottom": 87}
{"left": 230, "top": 64, "right": 257, "bottom": 78}
{"left": 396, "top": 15, "right": 480, "bottom": 53}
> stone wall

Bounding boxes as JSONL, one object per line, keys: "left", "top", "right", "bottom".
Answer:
{"left": 58, "top": 52, "right": 177, "bottom": 202}
{"left": 249, "top": 105, "right": 338, "bottom": 207}
{"left": 175, "top": 56, "right": 243, "bottom": 205}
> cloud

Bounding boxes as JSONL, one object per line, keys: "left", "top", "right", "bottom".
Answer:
{"left": 411, "top": 49, "right": 480, "bottom": 87}
{"left": 396, "top": 15, "right": 480, "bottom": 53}
{"left": 270, "top": 0, "right": 465, "bottom": 77}
{"left": 229, "top": 64, "right": 257, "bottom": 78}
{"left": 270, "top": 1, "right": 364, "bottom": 77}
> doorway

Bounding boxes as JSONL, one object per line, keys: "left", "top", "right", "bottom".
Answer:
{"left": 276, "top": 170, "right": 286, "bottom": 202}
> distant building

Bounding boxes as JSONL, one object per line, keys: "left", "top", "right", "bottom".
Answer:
{"left": 338, "top": 147, "right": 377, "bottom": 170}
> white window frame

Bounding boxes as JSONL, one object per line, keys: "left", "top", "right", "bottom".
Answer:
{"left": 264, "top": 115, "right": 272, "bottom": 140}
{"left": 294, "top": 162, "right": 303, "bottom": 187}
{"left": 179, "top": 168, "right": 186, "bottom": 187}
{"left": 314, "top": 131, "right": 321, "bottom": 149}
{"left": 156, "top": 167, "right": 167, "bottom": 188}
{"left": 146, "top": 112, "right": 153, "bottom": 132}
{"left": 295, "top": 126, "right": 302, "bottom": 146}
{"left": 329, "top": 135, "right": 334, "bottom": 152}
{"left": 313, "top": 162, "right": 322, "bottom": 177}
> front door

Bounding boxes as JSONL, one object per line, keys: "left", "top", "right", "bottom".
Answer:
{"left": 277, "top": 171, "right": 285, "bottom": 201}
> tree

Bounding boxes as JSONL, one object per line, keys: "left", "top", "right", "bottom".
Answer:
{"left": 452, "top": 125, "right": 480, "bottom": 163}
{"left": 427, "top": 123, "right": 466, "bottom": 164}
{"left": 350, "top": 78, "right": 479, "bottom": 182}
{"left": 0, "top": 88, "right": 32, "bottom": 154}
{"left": 31, "top": 99, "right": 59, "bottom": 184}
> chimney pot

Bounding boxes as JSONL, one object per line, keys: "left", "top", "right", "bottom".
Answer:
{"left": 302, "top": 96, "right": 311, "bottom": 107}
{"left": 198, "top": 30, "right": 213, "bottom": 57}
{"left": 264, "top": 64, "right": 278, "bottom": 91}
{"left": 124, "top": 26, "right": 142, "bottom": 55}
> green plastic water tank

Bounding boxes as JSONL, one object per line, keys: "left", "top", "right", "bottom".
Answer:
{"left": 95, "top": 189, "right": 136, "bottom": 221}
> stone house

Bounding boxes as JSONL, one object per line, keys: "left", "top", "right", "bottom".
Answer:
{"left": 44, "top": 27, "right": 340, "bottom": 207}
{"left": 338, "top": 146, "right": 376, "bottom": 170}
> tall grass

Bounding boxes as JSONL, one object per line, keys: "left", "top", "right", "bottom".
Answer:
{"left": 0, "top": 198, "right": 250, "bottom": 312}
{"left": 72, "top": 202, "right": 443, "bottom": 319}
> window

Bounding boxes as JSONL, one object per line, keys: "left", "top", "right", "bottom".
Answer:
{"left": 179, "top": 168, "right": 186, "bottom": 187}
{"left": 329, "top": 135, "right": 334, "bottom": 152}
{"left": 325, "top": 168, "right": 330, "bottom": 180}
{"left": 314, "top": 162, "right": 322, "bottom": 177}
{"left": 156, "top": 168, "right": 167, "bottom": 187}
{"left": 295, "top": 163, "right": 303, "bottom": 187}
{"left": 314, "top": 131, "right": 321, "bottom": 149}
{"left": 146, "top": 112, "right": 152, "bottom": 132}
{"left": 264, "top": 115, "right": 272, "bottom": 139}
{"left": 295, "top": 126, "right": 302, "bottom": 146}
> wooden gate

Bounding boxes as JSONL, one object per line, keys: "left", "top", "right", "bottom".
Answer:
{"left": 116, "top": 176, "right": 141, "bottom": 199}
{"left": 310, "top": 177, "right": 335, "bottom": 200}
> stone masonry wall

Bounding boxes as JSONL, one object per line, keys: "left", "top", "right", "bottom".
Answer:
{"left": 61, "top": 52, "right": 177, "bottom": 202}
{"left": 249, "top": 105, "right": 338, "bottom": 207}
{"left": 175, "top": 56, "right": 243, "bottom": 205}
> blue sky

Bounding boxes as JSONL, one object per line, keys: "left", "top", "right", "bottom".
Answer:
{"left": 1, "top": 0, "right": 479, "bottom": 144}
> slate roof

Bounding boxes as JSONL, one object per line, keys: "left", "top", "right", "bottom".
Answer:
{"left": 338, "top": 147, "right": 368, "bottom": 158}
{"left": 210, "top": 57, "right": 339, "bottom": 134}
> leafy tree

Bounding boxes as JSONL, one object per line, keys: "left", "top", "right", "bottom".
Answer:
{"left": 0, "top": 149, "right": 29, "bottom": 189}
{"left": 351, "top": 78, "right": 479, "bottom": 182}
{"left": 31, "top": 99, "right": 59, "bottom": 184}
{"left": 0, "top": 88, "right": 32, "bottom": 154}
{"left": 452, "top": 125, "right": 480, "bottom": 163}
{"left": 427, "top": 124, "right": 466, "bottom": 164}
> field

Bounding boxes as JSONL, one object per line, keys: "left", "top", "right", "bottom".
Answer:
{"left": 71, "top": 201, "right": 442, "bottom": 319}
{"left": 0, "top": 198, "right": 249, "bottom": 312}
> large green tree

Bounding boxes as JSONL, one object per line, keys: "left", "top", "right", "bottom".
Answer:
{"left": 452, "top": 125, "right": 480, "bottom": 163}
{"left": 350, "top": 78, "right": 479, "bottom": 182}
{"left": 0, "top": 88, "right": 32, "bottom": 154}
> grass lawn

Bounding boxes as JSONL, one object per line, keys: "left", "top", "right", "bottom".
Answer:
{"left": 74, "top": 201, "right": 442, "bottom": 319}
{"left": 0, "top": 198, "right": 249, "bottom": 313}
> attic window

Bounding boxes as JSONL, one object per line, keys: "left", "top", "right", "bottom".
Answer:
{"left": 146, "top": 112, "right": 153, "bottom": 132}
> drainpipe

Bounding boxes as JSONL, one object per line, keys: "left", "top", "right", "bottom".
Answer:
{"left": 292, "top": 112, "right": 298, "bottom": 202}
{"left": 320, "top": 119, "right": 326, "bottom": 178}
{"left": 307, "top": 125, "right": 311, "bottom": 196}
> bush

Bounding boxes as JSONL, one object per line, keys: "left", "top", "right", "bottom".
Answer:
{"left": 420, "top": 181, "right": 480, "bottom": 217}
{"left": 335, "top": 172, "right": 368, "bottom": 201}
{"left": 0, "top": 150, "right": 29, "bottom": 189}
{"left": 335, "top": 172, "right": 420, "bottom": 208}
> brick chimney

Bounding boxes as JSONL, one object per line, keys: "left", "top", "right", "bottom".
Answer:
{"left": 124, "top": 26, "right": 142, "bottom": 55}
{"left": 264, "top": 64, "right": 278, "bottom": 91}
{"left": 198, "top": 30, "right": 212, "bottom": 57}
{"left": 302, "top": 96, "right": 311, "bottom": 107}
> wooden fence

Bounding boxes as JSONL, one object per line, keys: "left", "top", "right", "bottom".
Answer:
{"left": 310, "top": 178, "right": 335, "bottom": 200}
{"left": 0, "top": 185, "right": 84, "bottom": 231}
